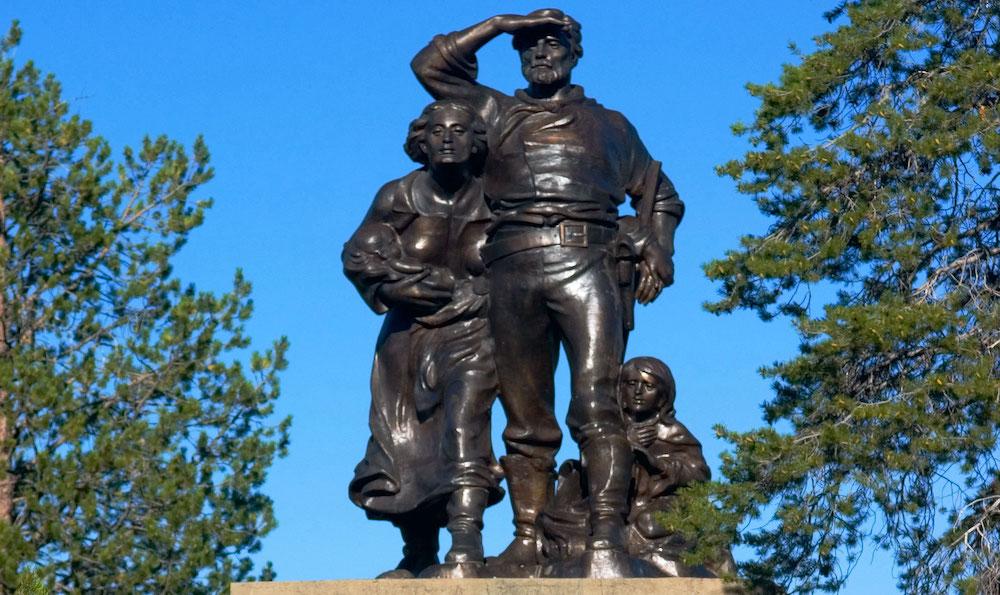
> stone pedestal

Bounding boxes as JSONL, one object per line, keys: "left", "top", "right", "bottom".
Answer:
{"left": 232, "top": 578, "right": 741, "bottom": 594}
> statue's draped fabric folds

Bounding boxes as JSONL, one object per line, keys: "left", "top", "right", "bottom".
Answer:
{"left": 343, "top": 8, "right": 732, "bottom": 579}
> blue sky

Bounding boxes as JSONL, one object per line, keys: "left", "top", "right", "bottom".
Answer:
{"left": 3, "top": 2, "right": 899, "bottom": 592}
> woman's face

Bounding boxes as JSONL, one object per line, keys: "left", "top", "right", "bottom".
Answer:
{"left": 620, "top": 366, "right": 662, "bottom": 418}
{"left": 421, "top": 106, "right": 475, "bottom": 170}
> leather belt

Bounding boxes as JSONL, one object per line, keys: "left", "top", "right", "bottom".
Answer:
{"left": 482, "top": 221, "right": 616, "bottom": 265}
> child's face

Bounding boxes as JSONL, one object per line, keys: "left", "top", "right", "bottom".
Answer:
{"left": 620, "top": 367, "right": 662, "bottom": 418}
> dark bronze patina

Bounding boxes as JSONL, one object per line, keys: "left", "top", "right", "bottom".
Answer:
{"left": 345, "top": 9, "right": 726, "bottom": 580}
{"left": 538, "top": 357, "right": 736, "bottom": 577}
{"left": 344, "top": 100, "right": 503, "bottom": 578}
{"left": 411, "top": 8, "right": 682, "bottom": 578}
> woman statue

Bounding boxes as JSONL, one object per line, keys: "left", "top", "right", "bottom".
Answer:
{"left": 343, "top": 100, "right": 502, "bottom": 577}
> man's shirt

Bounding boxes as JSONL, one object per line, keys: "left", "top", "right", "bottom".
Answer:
{"left": 412, "top": 33, "right": 684, "bottom": 227}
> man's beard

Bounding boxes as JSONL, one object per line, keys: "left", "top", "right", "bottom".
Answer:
{"left": 526, "top": 64, "right": 569, "bottom": 87}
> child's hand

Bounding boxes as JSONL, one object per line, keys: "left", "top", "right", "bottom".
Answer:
{"left": 628, "top": 424, "right": 658, "bottom": 448}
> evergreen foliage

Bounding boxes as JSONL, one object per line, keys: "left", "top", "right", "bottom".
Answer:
{"left": 661, "top": 1, "right": 1000, "bottom": 592}
{"left": 13, "top": 572, "right": 45, "bottom": 595}
{"left": 0, "top": 23, "right": 289, "bottom": 592}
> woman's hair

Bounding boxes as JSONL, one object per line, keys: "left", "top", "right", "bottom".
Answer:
{"left": 620, "top": 356, "right": 676, "bottom": 417}
{"left": 403, "top": 99, "right": 488, "bottom": 171}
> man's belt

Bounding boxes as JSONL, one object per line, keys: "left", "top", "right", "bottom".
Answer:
{"left": 482, "top": 221, "right": 616, "bottom": 265}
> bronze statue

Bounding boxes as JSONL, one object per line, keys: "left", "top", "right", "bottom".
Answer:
{"left": 343, "top": 99, "right": 503, "bottom": 578}
{"left": 411, "top": 9, "right": 684, "bottom": 577}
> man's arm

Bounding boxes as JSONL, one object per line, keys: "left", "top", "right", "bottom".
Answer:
{"left": 635, "top": 179, "right": 683, "bottom": 304}
{"left": 410, "top": 13, "right": 566, "bottom": 107}
{"left": 621, "top": 121, "right": 685, "bottom": 303}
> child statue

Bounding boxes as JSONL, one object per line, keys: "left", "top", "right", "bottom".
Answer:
{"left": 617, "top": 356, "right": 714, "bottom": 576}
{"left": 538, "top": 356, "right": 732, "bottom": 577}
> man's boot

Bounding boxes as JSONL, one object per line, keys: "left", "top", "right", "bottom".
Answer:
{"left": 581, "top": 433, "right": 631, "bottom": 551}
{"left": 493, "top": 454, "right": 553, "bottom": 567}
{"left": 445, "top": 486, "right": 488, "bottom": 564}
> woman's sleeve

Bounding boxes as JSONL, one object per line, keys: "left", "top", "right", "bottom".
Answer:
{"left": 342, "top": 179, "right": 412, "bottom": 314}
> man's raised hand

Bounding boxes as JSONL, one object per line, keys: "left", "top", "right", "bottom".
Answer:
{"left": 491, "top": 13, "right": 568, "bottom": 34}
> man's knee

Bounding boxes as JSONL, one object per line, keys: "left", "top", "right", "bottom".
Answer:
{"left": 568, "top": 413, "right": 625, "bottom": 448}
{"left": 501, "top": 420, "right": 562, "bottom": 462}
{"left": 566, "top": 375, "right": 622, "bottom": 443}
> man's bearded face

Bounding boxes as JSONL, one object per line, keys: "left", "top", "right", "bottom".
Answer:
{"left": 517, "top": 32, "right": 575, "bottom": 88}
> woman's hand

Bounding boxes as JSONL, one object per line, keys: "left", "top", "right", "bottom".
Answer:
{"left": 377, "top": 268, "right": 455, "bottom": 310}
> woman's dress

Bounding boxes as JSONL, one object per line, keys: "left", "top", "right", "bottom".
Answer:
{"left": 344, "top": 171, "right": 502, "bottom": 522}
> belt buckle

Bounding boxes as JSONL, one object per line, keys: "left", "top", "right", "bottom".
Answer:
{"left": 559, "top": 222, "right": 588, "bottom": 248}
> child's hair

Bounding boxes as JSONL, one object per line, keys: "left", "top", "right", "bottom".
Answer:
{"left": 351, "top": 223, "right": 402, "bottom": 260}
{"left": 620, "top": 356, "right": 676, "bottom": 417}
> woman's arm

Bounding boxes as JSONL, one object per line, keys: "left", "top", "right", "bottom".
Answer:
{"left": 343, "top": 177, "right": 455, "bottom": 314}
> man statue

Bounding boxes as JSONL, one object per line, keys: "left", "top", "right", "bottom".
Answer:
{"left": 412, "top": 9, "right": 684, "bottom": 574}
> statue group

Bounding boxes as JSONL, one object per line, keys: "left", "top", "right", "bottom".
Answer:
{"left": 343, "top": 9, "right": 733, "bottom": 579}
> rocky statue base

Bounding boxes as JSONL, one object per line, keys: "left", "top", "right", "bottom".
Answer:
{"left": 232, "top": 578, "right": 742, "bottom": 595}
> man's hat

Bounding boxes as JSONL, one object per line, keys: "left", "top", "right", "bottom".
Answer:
{"left": 511, "top": 8, "right": 583, "bottom": 59}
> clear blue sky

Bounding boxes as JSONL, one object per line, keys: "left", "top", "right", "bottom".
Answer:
{"left": 4, "top": 2, "right": 898, "bottom": 592}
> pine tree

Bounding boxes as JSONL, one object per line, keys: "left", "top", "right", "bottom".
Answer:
{"left": 661, "top": 1, "right": 1000, "bottom": 592}
{"left": 0, "top": 23, "right": 289, "bottom": 593}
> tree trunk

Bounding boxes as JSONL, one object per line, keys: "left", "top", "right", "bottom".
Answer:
{"left": 0, "top": 193, "right": 11, "bottom": 527}
{"left": 0, "top": 408, "right": 9, "bottom": 525}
